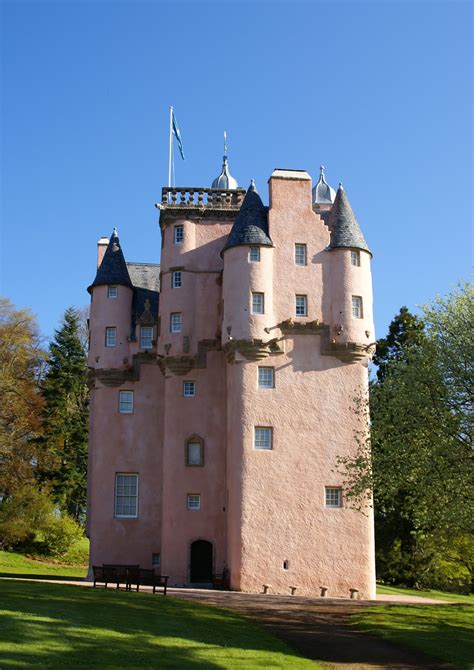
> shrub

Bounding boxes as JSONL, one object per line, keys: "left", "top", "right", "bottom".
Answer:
{"left": 0, "top": 486, "right": 52, "bottom": 549}
{"left": 41, "top": 514, "right": 84, "bottom": 557}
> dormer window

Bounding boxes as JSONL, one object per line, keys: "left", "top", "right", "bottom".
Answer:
{"left": 249, "top": 247, "right": 260, "bottom": 262}
{"left": 351, "top": 251, "right": 360, "bottom": 267}
{"left": 107, "top": 285, "right": 118, "bottom": 298}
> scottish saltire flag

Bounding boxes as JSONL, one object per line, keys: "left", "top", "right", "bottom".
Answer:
{"left": 172, "top": 111, "right": 185, "bottom": 160}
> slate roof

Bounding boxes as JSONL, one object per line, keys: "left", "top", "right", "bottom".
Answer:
{"left": 88, "top": 228, "right": 133, "bottom": 293}
{"left": 222, "top": 181, "right": 272, "bottom": 254}
{"left": 327, "top": 186, "right": 371, "bottom": 254}
{"left": 127, "top": 262, "right": 160, "bottom": 325}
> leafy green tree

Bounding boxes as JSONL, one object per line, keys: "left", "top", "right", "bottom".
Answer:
{"left": 38, "top": 308, "right": 89, "bottom": 521}
{"left": 372, "top": 306, "right": 425, "bottom": 381}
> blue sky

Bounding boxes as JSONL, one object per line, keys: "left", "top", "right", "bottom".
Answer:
{"left": 1, "top": 0, "right": 472, "bottom": 340}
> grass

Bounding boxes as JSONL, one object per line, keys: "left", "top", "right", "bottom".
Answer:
{"left": 0, "top": 580, "right": 320, "bottom": 669}
{"left": 377, "top": 582, "right": 473, "bottom": 604}
{"left": 353, "top": 604, "right": 474, "bottom": 669}
{"left": 0, "top": 548, "right": 88, "bottom": 580}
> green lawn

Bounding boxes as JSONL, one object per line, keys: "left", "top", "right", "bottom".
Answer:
{"left": 353, "top": 604, "right": 474, "bottom": 669}
{"left": 0, "top": 549, "right": 87, "bottom": 580}
{"left": 0, "top": 580, "right": 320, "bottom": 669}
{"left": 377, "top": 583, "right": 473, "bottom": 604}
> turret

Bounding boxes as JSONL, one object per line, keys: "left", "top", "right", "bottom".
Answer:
{"left": 327, "top": 186, "right": 374, "bottom": 352}
{"left": 312, "top": 165, "right": 336, "bottom": 210}
{"left": 222, "top": 181, "right": 275, "bottom": 354}
{"left": 87, "top": 228, "right": 133, "bottom": 370}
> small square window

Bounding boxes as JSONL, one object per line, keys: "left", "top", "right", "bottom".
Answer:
{"left": 118, "top": 390, "right": 134, "bottom": 414}
{"left": 258, "top": 367, "right": 274, "bottom": 388}
{"left": 295, "top": 244, "right": 307, "bottom": 266}
{"left": 351, "top": 250, "right": 360, "bottom": 267}
{"left": 252, "top": 292, "right": 264, "bottom": 314}
{"left": 325, "top": 487, "right": 342, "bottom": 508}
{"left": 352, "top": 296, "right": 363, "bottom": 319}
{"left": 249, "top": 247, "right": 260, "bottom": 262}
{"left": 152, "top": 553, "right": 161, "bottom": 567}
{"left": 170, "top": 313, "right": 182, "bottom": 333}
{"left": 140, "top": 326, "right": 153, "bottom": 349}
{"left": 107, "top": 285, "right": 118, "bottom": 298}
{"left": 186, "top": 440, "right": 204, "bottom": 466}
{"left": 105, "top": 327, "right": 117, "bottom": 347}
{"left": 183, "top": 381, "right": 196, "bottom": 397}
{"left": 295, "top": 295, "right": 307, "bottom": 317}
{"left": 187, "top": 494, "right": 201, "bottom": 510}
{"left": 254, "top": 427, "right": 273, "bottom": 450}
{"left": 115, "top": 473, "right": 138, "bottom": 518}
{"left": 174, "top": 225, "right": 184, "bottom": 244}
{"left": 172, "top": 271, "right": 182, "bottom": 288}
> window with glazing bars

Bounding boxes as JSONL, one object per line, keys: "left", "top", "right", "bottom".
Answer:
{"left": 295, "top": 243, "right": 307, "bottom": 265}
{"left": 252, "top": 292, "right": 264, "bottom": 314}
{"left": 254, "top": 427, "right": 273, "bottom": 450}
{"left": 115, "top": 474, "right": 138, "bottom": 517}
{"left": 295, "top": 295, "right": 307, "bottom": 316}
{"left": 187, "top": 494, "right": 201, "bottom": 510}
{"left": 249, "top": 247, "right": 260, "bottom": 262}
{"left": 118, "top": 390, "right": 134, "bottom": 413}
{"left": 325, "top": 487, "right": 342, "bottom": 508}
{"left": 352, "top": 296, "right": 363, "bottom": 319}
{"left": 105, "top": 327, "right": 117, "bottom": 347}
{"left": 107, "top": 285, "right": 118, "bottom": 298}
{"left": 258, "top": 367, "right": 275, "bottom": 388}
{"left": 174, "top": 225, "right": 184, "bottom": 243}
{"left": 351, "top": 250, "right": 360, "bottom": 266}
{"left": 172, "top": 271, "right": 182, "bottom": 288}
{"left": 140, "top": 326, "right": 153, "bottom": 348}
{"left": 170, "top": 313, "right": 182, "bottom": 333}
{"left": 183, "top": 381, "right": 195, "bottom": 397}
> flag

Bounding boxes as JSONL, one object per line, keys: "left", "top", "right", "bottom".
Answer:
{"left": 172, "top": 111, "right": 185, "bottom": 160}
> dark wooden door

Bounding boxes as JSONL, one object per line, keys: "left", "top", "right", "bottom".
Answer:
{"left": 190, "top": 540, "right": 213, "bottom": 582}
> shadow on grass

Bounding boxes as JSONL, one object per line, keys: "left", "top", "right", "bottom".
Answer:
{"left": 0, "top": 572, "right": 83, "bottom": 582}
{"left": 0, "top": 580, "right": 310, "bottom": 669}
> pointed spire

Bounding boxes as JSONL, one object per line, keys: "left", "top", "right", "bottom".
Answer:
{"left": 222, "top": 181, "right": 272, "bottom": 254}
{"left": 327, "top": 186, "right": 371, "bottom": 254}
{"left": 88, "top": 228, "right": 133, "bottom": 293}
{"left": 312, "top": 165, "right": 336, "bottom": 205}
{"left": 212, "top": 132, "right": 239, "bottom": 189}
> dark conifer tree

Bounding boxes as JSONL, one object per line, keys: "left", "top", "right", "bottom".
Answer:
{"left": 372, "top": 306, "right": 425, "bottom": 381}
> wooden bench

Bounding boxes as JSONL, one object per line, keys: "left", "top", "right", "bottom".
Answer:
{"left": 131, "top": 569, "right": 169, "bottom": 595}
{"left": 93, "top": 564, "right": 139, "bottom": 589}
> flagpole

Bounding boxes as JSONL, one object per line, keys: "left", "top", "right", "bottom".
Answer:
{"left": 168, "top": 106, "right": 173, "bottom": 190}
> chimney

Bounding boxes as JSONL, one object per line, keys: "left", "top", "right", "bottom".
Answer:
{"left": 97, "top": 236, "right": 109, "bottom": 268}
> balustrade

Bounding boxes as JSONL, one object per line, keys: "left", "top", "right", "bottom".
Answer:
{"left": 161, "top": 187, "right": 246, "bottom": 209}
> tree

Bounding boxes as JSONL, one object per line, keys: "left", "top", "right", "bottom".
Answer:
{"left": 0, "top": 298, "right": 45, "bottom": 496}
{"left": 37, "top": 308, "right": 89, "bottom": 521}
{"left": 339, "top": 284, "right": 474, "bottom": 590}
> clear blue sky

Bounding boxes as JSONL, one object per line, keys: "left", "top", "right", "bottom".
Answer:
{"left": 1, "top": 0, "right": 472, "bottom": 340}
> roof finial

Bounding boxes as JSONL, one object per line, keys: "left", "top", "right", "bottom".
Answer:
{"left": 223, "top": 130, "right": 228, "bottom": 159}
{"left": 320, "top": 165, "right": 325, "bottom": 176}
{"left": 112, "top": 226, "right": 118, "bottom": 237}
{"left": 339, "top": 182, "right": 344, "bottom": 191}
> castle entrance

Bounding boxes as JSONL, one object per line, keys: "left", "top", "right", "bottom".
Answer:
{"left": 190, "top": 540, "right": 213, "bottom": 583}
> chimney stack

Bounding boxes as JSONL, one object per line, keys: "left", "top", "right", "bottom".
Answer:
{"left": 97, "top": 236, "right": 109, "bottom": 268}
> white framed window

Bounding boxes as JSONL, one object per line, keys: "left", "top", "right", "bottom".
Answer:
{"left": 174, "top": 225, "right": 184, "bottom": 244}
{"left": 325, "top": 487, "right": 342, "bottom": 508}
{"left": 187, "top": 494, "right": 201, "bottom": 510}
{"left": 254, "top": 426, "right": 273, "bottom": 450}
{"left": 107, "top": 285, "right": 118, "bottom": 298}
{"left": 351, "top": 250, "right": 360, "bottom": 267}
{"left": 115, "top": 473, "right": 138, "bottom": 518}
{"left": 140, "top": 326, "right": 153, "bottom": 349}
{"left": 105, "top": 327, "right": 117, "bottom": 347}
{"left": 183, "top": 380, "right": 196, "bottom": 397}
{"left": 295, "top": 243, "right": 307, "bottom": 266}
{"left": 295, "top": 295, "right": 307, "bottom": 317}
{"left": 251, "top": 292, "right": 264, "bottom": 314}
{"left": 170, "top": 312, "right": 182, "bottom": 333}
{"left": 186, "top": 438, "right": 204, "bottom": 466}
{"left": 171, "top": 271, "right": 182, "bottom": 288}
{"left": 258, "top": 367, "right": 275, "bottom": 388}
{"left": 118, "top": 390, "right": 134, "bottom": 414}
{"left": 249, "top": 246, "right": 260, "bottom": 262}
{"left": 352, "top": 296, "right": 363, "bottom": 319}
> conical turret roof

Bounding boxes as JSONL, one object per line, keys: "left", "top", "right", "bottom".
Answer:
{"left": 88, "top": 228, "right": 133, "bottom": 293}
{"left": 222, "top": 181, "right": 272, "bottom": 254}
{"left": 327, "top": 185, "right": 371, "bottom": 254}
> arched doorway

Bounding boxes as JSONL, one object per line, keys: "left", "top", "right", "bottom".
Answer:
{"left": 190, "top": 540, "right": 213, "bottom": 583}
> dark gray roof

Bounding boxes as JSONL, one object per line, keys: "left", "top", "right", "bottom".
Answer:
{"left": 127, "top": 262, "right": 160, "bottom": 325}
{"left": 327, "top": 186, "right": 371, "bottom": 254}
{"left": 222, "top": 181, "right": 272, "bottom": 254}
{"left": 88, "top": 228, "right": 133, "bottom": 293}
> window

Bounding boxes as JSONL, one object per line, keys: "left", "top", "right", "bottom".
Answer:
{"left": 295, "top": 243, "right": 307, "bottom": 266}
{"left": 295, "top": 295, "right": 307, "bottom": 317}
{"left": 174, "top": 225, "right": 184, "bottom": 244}
{"left": 115, "top": 474, "right": 138, "bottom": 518}
{"left": 186, "top": 437, "right": 204, "bottom": 466}
{"left": 325, "top": 487, "right": 342, "bottom": 508}
{"left": 254, "top": 427, "right": 273, "bottom": 450}
{"left": 170, "top": 313, "right": 182, "bottom": 333}
{"left": 187, "top": 494, "right": 201, "bottom": 510}
{"left": 183, "top": 380, "right": 196, "bottom": 397}
{"left": 251, "top": 292, "right": 264, "bottom": 314}
{"left": 258, "top": 367, "right": 275, "bottom": 388}
{"left": 105, "top": 327, "right": 117, "bottom": 347}
{"left": 107, "top": 285, "right": 118, "bottom": 298}
{"left": 352, "top": 296, "right": 363, "bottom": 319}
{"left": 140, "top": 326, "right": 153, "bottom": 349}
{"left": 118, "top": 390, "right": 134, "bottom": 414}
{"left": 351, "top": 250, "right": 360, "bottom": 267}
{"left": 152, "top": 553, "right": 160, "bottom": 567}
{"left": 171, "top": 271, "right": 182, "bottom": 288}
{"left": 249, "top": 246, "right": 260, "bottom": 262}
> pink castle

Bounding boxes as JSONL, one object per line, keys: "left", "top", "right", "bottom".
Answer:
{"left": 86, "top": 158, "right": 376, "bottom": 598}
